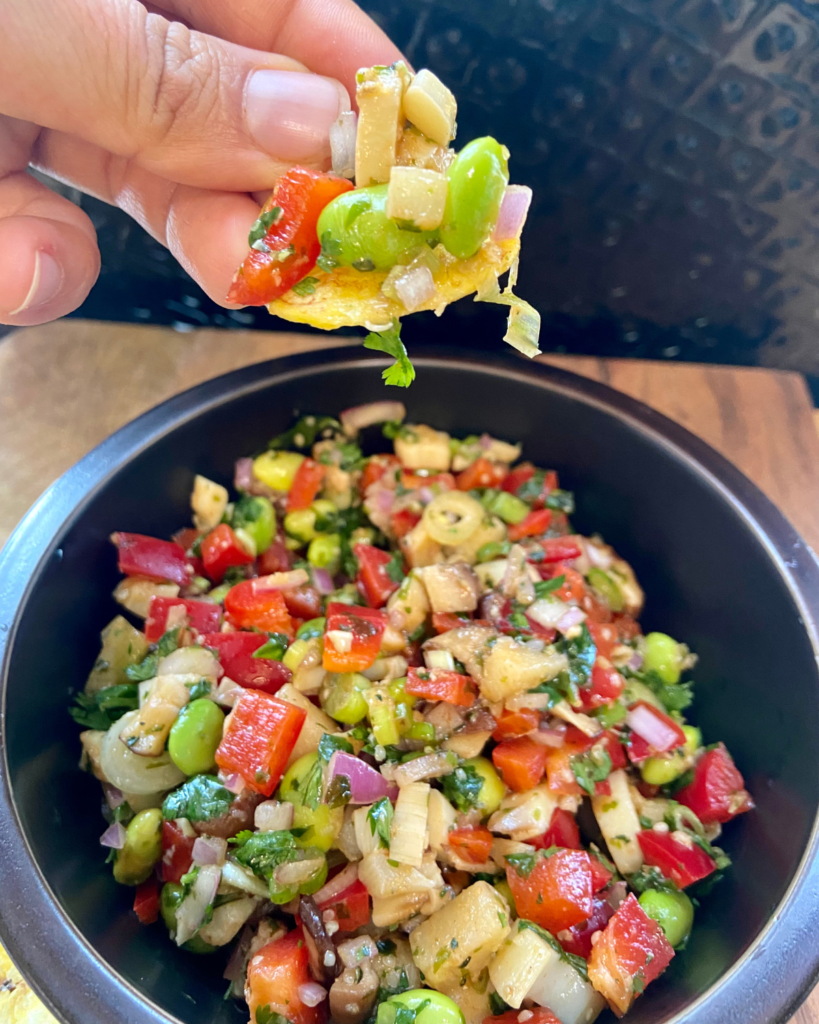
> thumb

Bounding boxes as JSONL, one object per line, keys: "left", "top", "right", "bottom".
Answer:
{"left": 0, "top": 0, "right": 351, "bottom": 193}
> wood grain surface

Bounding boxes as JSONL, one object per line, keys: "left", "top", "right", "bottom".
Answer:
{"left": 0, "top": 319, "right": 818, "bottom": 1024}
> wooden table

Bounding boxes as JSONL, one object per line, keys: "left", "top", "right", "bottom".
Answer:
{"left": 1, "top": 319, "right": 819, "bottom": 1024}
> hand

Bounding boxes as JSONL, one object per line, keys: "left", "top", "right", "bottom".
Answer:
{"left": 0, "top": 0, "right": 402, "bottom": 326}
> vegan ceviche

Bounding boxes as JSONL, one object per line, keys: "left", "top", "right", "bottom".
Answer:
{"left": 228, "top": 62, "right": 539, "bottom": 387}
{"left": 74, "top": 402, "right": 753, "bottom": 1024}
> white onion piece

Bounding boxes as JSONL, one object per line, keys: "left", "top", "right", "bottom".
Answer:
{"left": 522, "top": 639, "right": 546, "bottom": 653}
{"left": 220, "top": 860, "right": 269, "bottom": 898}
{"left": 252, "top": 570, "right": 310, "bottom": 591}
{"left": 526, "top": 596, "right": 569, "bottom": 630}
{"left": 299, "top": 983, "right": 328, "bottom": 1007}
{"left": 100, "top": 711, "right": 186, "bottom": 795}
{"left": 159, "top": 645, "right": 221, "bottom": 679}
{"left": 175, "top": 864, "right": 221, "bottom": 945}
{"left": 312, "top": 568, "right": 334, "bottom": 595}
{"left": 556, "top": 606, "right": 586, "bottom": 634}
{"left": 327, "top": 751, "right": 392, "bottom": 803}
{"left": 392, "top": 752, "right": 454, "bottom": 787}
{"left": 493, "top": 185, "right": 533, "bottom": 241}
{"left": 193, "top": 836, "right": 227, "bottom": 866}
{"left": 626, "top": 704, "right": 680, "bottom": 752}
{"left": 312, "top": 861, "right": 359, "bottom": 906}
{"left": 100, "top": 821, "right": 126, "bottom": 849}
{"left": 330, "top": 110, "right": 357, "bottom": 179}
{"left": 255, "top": 799, "right": 295, "bottom": 832}
{"left": 394, "top": 265, "right": 436, "bottom": 312}
{"left": 340, "top": 401, "right": 406, "bottom": 436}
{"left": 529, "top": 728, "right": 566, "bottom": 748}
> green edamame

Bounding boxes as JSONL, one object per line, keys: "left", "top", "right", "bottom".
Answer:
{"left": 113, "top": 808, "right": 163, "bottom": 885}
{"left": 587, "top": 567, "right": 625, "bottom": 612}
{"left": 160, "top": 883, "right": 217, "bottom": 953}
{"left": 643, "top": 632, "right": 684, "bottom": 684}
{"left": 168, "top": 699, "right": 225, "bottom": 776}
{"left": 639, "top": 888, "right": 694, "bottom": 948}
{"left": 485, "top": 490, "right": 528, "bottom": 525}
{"left": 464, "top": 756, "right": 506, "bottom": 816}
{"left": 440, "top": 137, "right": 509, "bottom": 260}
{"left": 316, "top": 185, "right": 439, "bottom": 272}
{"left": 641, "top": 725, "right": 701, "bottom": 785}
{"left": 297, "top": 617, "right": 326, "bottom": 640}
{"left": 377, "top": 990, "right": 465, "bottom": 1024}
{"left": 284, "top": 508, "right": 318, "bottom": 543}
{"left": 232, "top": 495, "right": 276, "bottom": 554}
{"left": 279, "top": 753, "right": 344, "bottom": 851}
{"left": 307, "top": 533, "right": 342, "bottom": 569}
{"left": 320, "top": 672, "right": 371, "bottom": 725}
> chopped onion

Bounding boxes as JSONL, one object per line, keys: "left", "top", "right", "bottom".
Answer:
{"left": 193, "top": 836, "right": 227, "bottom": 866}
{"left": 375, "top": 488, "right": 395, "bottom": 513}
{"left": 551, "top": 700, "right": 601, "bottom": 738}
{"left": 418, "top": 487, "right": 434, "bottom": 504}
{"left": 219, "top": 771, "right": 246, "bottom": 795}
{"left": 299, "top": 982, "right": 327, "bottom": 1008}
{"left": 393, "top": 752, "right": 453, "bottom": 788}
{"left": 100, "top": 821, "right": 126, "bottom": 849}
{"left": 253, "top": 569, "right": 310, "bottom": 591}
{"left": 556, "top": 605, "right": 587, "bottom": 634}
{"left": 312, "top": 861, "right": 359, "bottom": 906}
{"left": 103, "top": 784, "right": 125, "bottom": 810}
{"left": 325, "top": 629, "right": 353, "bottom": 654}
{"left": 526, "top": 596, "right": 569, "bottom": 630}
{"left": 275, "top": 857, "right": 325, "bottom": 887}
{"left": 234, "top": 457, "right": 253, "bottom": 492}
{"left": 493, "top": 185, "right": 533, "bottom": 241}
{"left": 530, "top": 727, "right": 566, "bottom": 748}
{"left": 220, "top": 860, "right": 270, "bottom": 898}
{"left": 394, "top": 265, "right": 436, "bottom": 312}
{"left": 522, "top": 638, "right": 545, "bottom": 652}
{"left": 327, "top": 751, "right": 392, "bottom": 804}
{"left": 255, "top": 799, "right": 295, "bottom": 832}
{"left": 627, "top": 651, "right": 643, "bottom": 672}
{"left": 309, "top": 568, "right": 333, "bottom": 596}
{"left": 504, "top": 692, "right": 553, "bottom": 712}
{"left": 626, "top": 703, "right": 680, "bottom": 752}
{"left": 340, "top": 401, "right": 406, "bottom": 436}
{"left": 175, "top": 864, "right": 221, "bottom": 945}
{"left": 330, "top": 110, "right": 357, "bottom": 179}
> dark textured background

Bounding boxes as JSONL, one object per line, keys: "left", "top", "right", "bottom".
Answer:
{"left": 39, "top": 0, "right": 819, "bottom": 392}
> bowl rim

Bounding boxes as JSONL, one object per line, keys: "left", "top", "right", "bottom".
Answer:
{"left": 2, "top": 344, "right": 819, "bottom": 1024}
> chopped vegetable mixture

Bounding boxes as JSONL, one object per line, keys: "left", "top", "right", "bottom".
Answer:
{"left": 74, "top": 402, "right": 753, "bottom": 1024}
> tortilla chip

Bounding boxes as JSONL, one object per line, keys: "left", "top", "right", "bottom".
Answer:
{"left": 267, "top": 238, "right": 520, "bottom": 331}
{"left": 0, "top": 943, "right": 59, "bottom": 1024}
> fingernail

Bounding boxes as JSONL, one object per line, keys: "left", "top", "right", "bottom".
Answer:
{"left": 246, "top": 70, "right": 349, "bottom": 162}
{"left": 9, "top": 250, "right": 64, "bottom": 316}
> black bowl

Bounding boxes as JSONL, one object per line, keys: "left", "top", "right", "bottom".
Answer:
{"left": 3, "top": 347, "right": 819, "bottom": 1024}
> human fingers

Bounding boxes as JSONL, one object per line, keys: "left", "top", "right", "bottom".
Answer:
{"left": 154, "top": 0, "right": 406, "bottom": 98}
{"left": 1, "top": 0, "right": 351, "bottom": 194}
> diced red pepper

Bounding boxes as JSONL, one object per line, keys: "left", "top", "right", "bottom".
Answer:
{"left": 316, "top": 878, "right": 371, "bottom": 933}
{"left": 361, "top": 454, "right": 400, "bottom": 492}
{"left": 508, "top": 508, "right": 553, "bottom": 542}
{"left": 590, "top": 854, "right": 613, "bottom": 892}
{"left": 245, "top": 926, "right": 323, "bottom": 1024}
{"left": 400, "top": 471, "right": 456, "bottom": 492}
{"left": 144, "top": 596, "right": 222, "bottom": 642}
{"left": 559, "top": 894, "right": 615, "bottom": 959}
{"left": 501, "top": 464, "right": 559, "bottom": 507}
{"left": 432, "top": 612, "right": 473, "bottom": 633}
{"left": 541, "top": 536, "right": 582, "bottom": 562}
{"left": 405, "top": 666, "right": 476, "bottom": 707}
{"left": 506, "top": 848, "right": 594, "bottom": 933}
{"left": 580, "top": 658, "right": 625, "bottom": 710}
{"left": 601, "top": 729, "right": 628, "bottom": 770}
{"left": 133, "top": 878, "right": 160, "bottom": 925}
{"left": 484, "top": 1011, "right": 562, "bottom": 1024}
{"left": 161, "top": 820, "right": 196, "bottom": 883}
{"left": 586, "top": 619, "right": 619, "bottom": 660}
{"left": 282, "top": 585, "right": 323, "bottom": 621}
{"left": 493, "top": 737, "right": 549, "bottom": 792}
{"left": 201, "top": 631, "right": 292, "bottom": 695}
{"left": 355, "top": 543, "right": 401, "bottom": 608}
{"left": 501, "top": 463, "right": 536, "bottom": 494}
{"left": 200, "top": 524, "right": 254, "bottom": 583}
{"left": 493, "top": 707, "right": 541, "bottom": 741}
{"left": 448, "top": 825, "right": 494, "bottom": 864}
{"left": 588, "top": 893, "right": 674, "bottom": 1016}
{"left": 287, "top": 458, "right": 326, "bottom": 512}
{"left": 613, "top": 613, "right": 642, "bottom": 641}
{"left": 625, "top": 701, "right": 687, "bottom": 764}
{"left": 456, "top": 458, "right": 508, "bottom": 491}
{"left": 637, "top": 829, "right": 716, "bottom": 888}
{"left": 531, "top": 807, "right": 582, "bottom": 851}
{"left": 224, "top": 578, "right": 295, "bottom": 635}
{"left": 390, "top": 508, "right": 421, "bottom": 539}
{"left": 229, "top": 168, "right": 354, "bottom": 306}
{"left": 258, "top": 538, "right": 294, "bottom": 575}
{"left": 215, "top": 689, "right": 305, "bottom": 796}
{"left": 113, "top": 532, "right": 193, "bottom": 586}
{"left": 676, "top": 743, "right": 753, "bottom": 824}
{"left": 323, "top": 603, "right": 386, "bottom": 672}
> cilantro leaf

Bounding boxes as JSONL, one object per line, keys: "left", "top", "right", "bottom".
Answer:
{"left": 70, "top": 683, "right": 139, "bottom": 730}
{"left": 268, "top": 415, "right": 341, "bottom": 451}
{"left": 363, "top": 321, "right": 415, "bottom": 389}
{"left": 161, "top": 775, "right": 235, "bottom": 822}
{"left": 186, "top": 679, "right": 211, "bottom": 700}
{"left": 517, "top": 920, "right": 589, "bottom": 982}
{"left": 318, "top": 733, "right": 354, "bottom": 763}
{"left": 367, "top": 797, "right": 394, "bottom": 848}
{"left": 505, "top": 850, "right": 537, "bottom": 878}
{"left": 248, "top": 207, "right": 281, "bottom": 247}
{"left": 571, "top": 747, "right": 613, "bottom": 796}
{"left": 317, "top": 230, "right": 342, "bottom": 272}
{"left": 256, "top": 1006, "right": 291, "bottom": 1024}
{"left": 533, "top": 575, "right": 566, "bottom": 599}
{"left": 252, "top": 634, "right": 290, "bottom": 661}
{"left": 291, "top": 276, "right": 318, "bottom": 297}
{"left": 637, "top": 668, "right": 694, "bottom": 714}
{"left": 441, "top": 763, "right": 483, "bottom": 813}
{"left": 544, "top": 489, "right": 575, "bottom": 514}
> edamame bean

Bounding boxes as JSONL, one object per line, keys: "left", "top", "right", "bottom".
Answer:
{"left": 464, "top": 756, "right": 506, "bottom": 816}
{"left": 643, "top": 632, "right": 684, "bottom": 684}
{"left": 279, "top": 753, "right": 344, "bottom": 851}
{"left": 641, "top": 724, "right": 701, "bottom": 785}
{"left": 160, "top": 883, "right": 217, "bottom": 953}
{"left": 307, "top": 533, "right": 342, "bottom": 569}
{"left": 587, "top": 568, "right": 625, "bottom": 612}
{"left": 168, "top": 699, "right": 225, "bottom": 776}
{"left": 284, "top": 509, "right": 318, "bottom": 543}
{"left": 317, "top": 185, "right": 439, "bottom": 271}
{"left": 232, "top": 495, "right": 276, "bottom": 554}
{"left": 113, "top": 808, "right": 163, "bottom": 885}
{"left": 311, "top": 499, "right": 339, "bottom": 528}
{"left": 377, "top": 990, "right": 465, "bottom": 1024}
{"left": 320, "top": 672, "right": 372, "bottom": 724}
{"left": 440, "top": 137, "right": 509, "bottom": 260}
{"left": 639, "top": 888, "right": 694, "bottom": 948}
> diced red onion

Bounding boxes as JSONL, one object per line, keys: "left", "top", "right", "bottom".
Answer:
{"left": 526, "top": 596, "right": 569, "bottom": 630}
{"left": 100, "top": 821, "right": 126, "bottom": 849}
{"left": 493, "top": 185, "right": 533, "bottom": 241}
{"left": 327, "top": 751, "right": 391, "bottom": 804}
{"left": 312, "top": 861, "right": 359, "bottom": 906}
{"left": 418, "top": 487, "right": 434, "bottom": 504}
{"left": 312, "top": 567, "right": 335, "bottom": 595}
{"left": 193, "top": 836, "right": 227, "bottom": 866}
{"left": 340, "top": 401, "right": 406, "bottom": 436}
{"left": 529, "top": 727, "right": 566, "bottom": 748}
{"left": 479, "top": 433, "right": 493, "bottom": 450}
{"left": 556, "top": 606, "right": 587, "bottom": 633}
{"left": 234, "top": 457, "right": 253, "bottom": 492}
{"left": 219, "top": 771, "right": 246, "bottom": 795}
{"left": 394, "top": 265, "right": 436, "bottom": 312}
{"left": 103, "top": 784, "right": 125, "bottom": 809}
{"left": 626, "top": 703, "right": 680, "bottom": 752}
{"left": 330, "top": 110, "right": 357, "bottom": 179}
{"left": 299, "top": 982, "right": 328, "bottom": 1007}
{"left": 375, "top": 488, "right": 395, "bottom": 513}
{"left": 627, "top": 651, "right": 643, "bottom": 671}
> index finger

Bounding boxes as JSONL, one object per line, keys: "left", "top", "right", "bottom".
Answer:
{"left": 156, "top": 0, "right": 406, "bottom": 98}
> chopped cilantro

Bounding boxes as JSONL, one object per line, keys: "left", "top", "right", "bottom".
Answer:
{"left": 161, "top": 775, "right": 235, "bottom": 822}
{"left": 367, "top": 797, "right": 394, "bottom": 848}
{"left": 256, "top": 1005, "right": 291, "bottom": 1024}
{"left": 317, "top": 230, "right": 342, "bottom": 272}
{"left": 291, "top": 276, "right": 319, "bottom": 296}
{"left": 505, "top": 850, "right": 537, "bottom": 878}
{"left": 318, "top": 733, "right": 354, "bottom": 762}
{"left": 186, "top": 679, "right": 211, "bottom": 701}
{"left": 441, "top": 763, "right": 483, "bottom": 813}
{"left": 248, "top": 207, "right": 281, "bottom": 246}
{"left": 363, "top": 321, "right": 415, "bottom": 389}
{"left": 70, "top": 683, "right": 139, "bottom": 729}
{"left": 517, "top": 920, "right": 589, "bottom": 982}
{"left": 268, "top": 414, "right": 341, "bottom": 451}
{"left": 252, "top": 634, "right": 290, "bottom": 661}
{"left": 533, "top": 575, "right": 565, "bottom": 599}
{"left": 571, "top": 747, "right": 613, "bottom": 796}
{"left": 631, "top": 667, "right": 694, "bottom": 714}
